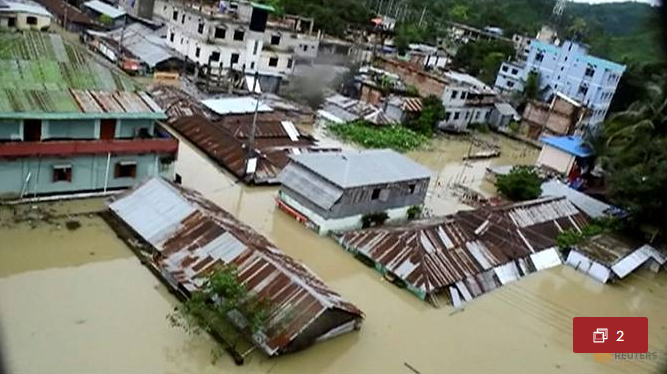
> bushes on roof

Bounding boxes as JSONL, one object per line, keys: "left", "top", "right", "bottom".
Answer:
{"left": 495, "top": 165, "right": 542, "bottom": 201}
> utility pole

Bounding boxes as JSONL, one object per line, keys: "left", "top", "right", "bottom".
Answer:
{"left": 245, "top": 71, "right": 260, "bottom": 176}
{"left": 418, "top": 7, "right": 426, "bottom": 27}
{"left": 63, "top": 7, "right": 68, "bottom": 31}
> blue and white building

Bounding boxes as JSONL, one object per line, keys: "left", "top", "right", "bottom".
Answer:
{"left": 494, "top": 40, "right": 625, "bottom": 126}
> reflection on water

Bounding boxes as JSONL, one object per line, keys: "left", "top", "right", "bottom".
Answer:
{"left": 1, "top": 133, "right": 665, "bottom": 374}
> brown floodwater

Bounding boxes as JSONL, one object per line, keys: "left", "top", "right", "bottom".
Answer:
{"left": 1, "top": 133, "right": 666, "bottom": 374}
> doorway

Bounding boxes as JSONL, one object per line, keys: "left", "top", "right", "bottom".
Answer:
{"left": 100, "top": 119, "right": 116, "bottom": 140}
{"left": 23, "top": 119, "right": 41, "bottom": 141}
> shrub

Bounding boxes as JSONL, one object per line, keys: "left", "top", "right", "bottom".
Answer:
{"left": 407, "top": 205, "right": 422, "bottom": 220}
{"left": 327, "top": 120, "right": 429, "bottom": 151}
{"left": 362, "top": 212, "right": 389, "bottom": 228}
{"left": 496, "top": 166, "right": 542, "bottom": 201}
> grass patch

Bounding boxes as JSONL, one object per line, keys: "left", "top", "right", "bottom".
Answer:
{"left": 327, "top": 120, "right": 429, "bottom": 151}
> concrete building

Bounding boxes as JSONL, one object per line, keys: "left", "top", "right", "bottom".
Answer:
{"left": 536, "top": 135, "right": 593, "bottom": 176}
{"left": 446, "top": 21, "right": 512, "bottom": 45}
{"left": 154, "top": 0, "right": 318, "bottom": 83}
{"left": 277, "top": 149, "right": 432, "bottom": 235}
{"left": 34, "top": 0, "right": 104, "bottom": 32}
{"left": 440, "top": 71, "right": 496, "bottom": 132}
{"left": 121, "top": 0, "right": 154, "bottom": 19}
{"left": 0, "top": 32, "right": 177, "bottom": 199}
{"left": 0, "top": 0, "right": 51, "bottom": 31}
{"left": 83, "top": 0, "right": 126, "bottom": 28}
{"left": 494, "top": 40, "right": 625, "bottom": 126}
{"left": 521, "top": 92, "right": 590, "bottom": 140}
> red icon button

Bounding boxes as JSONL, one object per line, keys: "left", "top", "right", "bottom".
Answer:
{"left": 573, "top": 317, "right": 648, "bottom": 353}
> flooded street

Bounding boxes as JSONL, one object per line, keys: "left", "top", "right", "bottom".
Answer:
{"left": 1, "top": 133, "right": 666, "bottom": 374}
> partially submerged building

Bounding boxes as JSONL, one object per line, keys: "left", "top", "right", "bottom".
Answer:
{"left": 537, "top": 136, "right": 593, "bottom": 177}
{"left": 521, "top": 92, "right": 590, "bottom": 140}
{"left": 82, "top": 0, "right": 126, "bottom": 28}
{"left": 566, "top": 234, "right": 666, "bottom": 283}
{"left": 317, "top": 94, "right": 386, "bottom": 125}
{"left": 34, "top": 0, "right": 103, "bottom": 31}
{"left": 0, "top": 32, "right": 177, "bottom": 199}
{"left": 108, "top": 177, "right": 363, "bottom": 357}
{"left": 277, "top": 149, "right": 432, "bottom": 235}
{"left": 335, "top": 197, "right": 589, "bottom": 306}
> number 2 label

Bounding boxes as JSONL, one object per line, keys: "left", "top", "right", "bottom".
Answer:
{"left": 617, "top": 330, "right": 624, "bottom": 342}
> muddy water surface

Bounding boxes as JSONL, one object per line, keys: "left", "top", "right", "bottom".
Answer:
{"left": 1, "top": 134, "right": 666, "bottom": 374}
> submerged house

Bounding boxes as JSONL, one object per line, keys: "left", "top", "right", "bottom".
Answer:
{"left": 537, "top": 135, "right": 593, "bottom": 178}
{"left": 277, "top": 149, "right": 432, "bottom": 235}
{"left": 335, "top": 197, "right": 589, "bottom": 307}
{"left": 108, "top": 178, "right": 364, "bottom": 357}
{"left": 566, "top": 234, "right": 666, "bottom": 283}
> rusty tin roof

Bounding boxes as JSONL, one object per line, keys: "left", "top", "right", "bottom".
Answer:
{"left": 109, "top": 178, "right": 363, "bottom": 356}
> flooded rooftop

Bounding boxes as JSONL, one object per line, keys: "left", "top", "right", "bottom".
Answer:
{"left": 1, "top": 133, "right": 666, "bottom": 373}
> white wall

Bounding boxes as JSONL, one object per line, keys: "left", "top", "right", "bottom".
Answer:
{"left": 536, "top": 145, "right": 575, "bottom": 175}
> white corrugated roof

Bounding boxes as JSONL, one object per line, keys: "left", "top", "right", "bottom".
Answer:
{"left": 541, "top": 180, "right": 611, "bottom": 218}
{"left": 201, "top": 97, "right": 273, "bottom": 115}
{"left": 83, "top": 0, "right": 125, "bottom": 18}
{"left": 0, "top": 1, "right": 51, "bottom": 17}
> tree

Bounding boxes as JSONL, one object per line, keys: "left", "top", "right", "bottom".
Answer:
{"left": 451, "top": 40, "right": 514, "bottom": 81}
{"left": 406, "top": 95, "right": 445, "bottom": 136}
{"left": 167, "top": 266, "right": 272, "bottom": 357}
{"left": 523, "top": 71, "right": 540, "bottom": 101}
{"left": 495, "top": 166, "right": 542, "bottom": 201}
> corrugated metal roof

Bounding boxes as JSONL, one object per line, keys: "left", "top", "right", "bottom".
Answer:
{"left": 540, "top": 136, "right": 593, "bottom": 158}
{"left": 336, "top": 197, "right": 587, "bottom": 305}
{"left": 541, "top": 180, "right": 612, "bottom": 219}
{"left": 202, "top": 97, "right": 273, "bottom": 115}
{"left": 494, "top": 102, "right": 517, "bottom": 116}
{"left": 105, "top": 24, "right": 177, "bottom": 68}
{"left": 278, "top": 163, "right": 344, "bottom": 210}
{"left": 109, "top": 178, "right": 363, "bottom": 356}
{"left": 287, "top": 149, "right": 432, "bottom": 189}
{"left": 0, "top": 1, "right": 51, "bottom": 17}
{"left": 83, "top": 0, "right": 125, "bottom": 18}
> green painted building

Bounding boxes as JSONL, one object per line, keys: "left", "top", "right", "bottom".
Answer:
{"left": 0, "top": 32, "right": 178, "bottom": 199}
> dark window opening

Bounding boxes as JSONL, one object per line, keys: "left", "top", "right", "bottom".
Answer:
{"left": 371, "top": 188, "right": 381, "bottom": 200}
{"left": 100, "top": 119, "right": 116, "bottom": 140}
{"left": 451, "top": 90, "right": 458, "bottom": 99}
{"left": 268, "top": 57, "right": 278, "bottom": 67}
{"left": 535, "top": 51, "right": 544, "bottom": 62}
{"left": 197, "top": 22, "right": 204, "bottom": 34}
{"left": 233, "top": 30, "right": 244, "bottom": 41}
{"left": 409, "top": 184, "right": 416, "bottom": 194}
{"left": 302, "top": 45, "right": 307, "bottom": 52}
{"left": 454, "top": 112, "right": 460, "bottom": 120}
{"left": 286, "top": 58, "right": 293, "bottom": 68}
{"left": 172, "top": 10, "right": 178, "bottom": 21}
{"left": 250, "top": 62, "right": 255, "bottom": 69}
{"left": 214, "top": 27, "right": 226, "bottom": 39}
{"left": 23, "top": 119, "right": 41, "bottom": 141}
{"left": 114, "top": 162, "right": 137, "bottom": 178}
{"left": 210, "top": 51, "right": 220, "bottom": 62}
{"left": 578, "top": 84, "right": 588, "bottom": 95}
{"left": 7, "top": 17, "right": 16, "bottom": 27}
{"left": 230, "top": 53, "right": 239, "bottom": 65}
{"left": 253, "top": 40, "right": 258, "bottom": 55}
{"left": 169, "top": 31, "right": 174, "bottom": 42}
{"left": 181, "top": 14, "right": 185, "bottom": 23}
{"left": 26, "top": 16, "right": 37, "bottom": 25}
{"left": 270, "top": 35, "right": 280, "bottom": 45}
{"left": 195, "top": 47, "right": 200, "bottom": 58}
{"left": 501, "top": 65, "right": 508, "bottom": 72}
{"left": 52, "top": 165, "right": 72, "bottom": 183}
{"left": 135, "top": 128, "right": 151, "bottom": 139}
{"left": 511, "top": 68, "right": 518, "bottom": 75}
{"left": 585, "top": 66, "right": 595, "bottom": 77}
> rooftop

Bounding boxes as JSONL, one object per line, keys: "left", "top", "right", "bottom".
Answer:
{"left": 540, "top": 136, "right": 593, "bottom": 158}
{"left": 202, "top": 97, "right": 273, "bottom": 115}
{"left": 109, "top": 178, "right": 363, "bottom": 356}
{"left": 0, "top": 0, "right": 51, "bottom": 17}
{"left": 83, "top": 0, "right": 125, "bottom": 19}
{"left": 540, "top": 180, "right": 613, "bottom": 219}
{"left": 287, "top": 149, "right": 432, "bottom": 188}
{"left": 102, "top": 24, "right": 179, "bottom": 68}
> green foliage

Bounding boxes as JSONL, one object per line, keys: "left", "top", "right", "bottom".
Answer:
{"left": 495, "top": 166, "right": 542, "bottom": 201}
{"left": 405, "top": 85, "right": 419, "bottom": 97}
{"left": 556, "top": 218, "right": 621, "bottom": 249}
{"left": 451, "top": 40, "right": 514, "bottom": 84}
{"left": 99, "top": 14, "right": 113, "bottom": 25}
{"left": 167, "top": 266, "right": 272, "bottom": 356}
{"left": 362, "top": 212, "right": 389, "bottom": 228}
{"left": 508, "top": 121, "right": 520, "bottom": 134}
{"left": 280, "top": 0, "right": 371, "bottom": 37}
{"left": 327, "top": 120, "right": 429, "bottom": 151}
{"left": 406, "top": 95, "right": 445, "bottom": 136}
{"left": 407, "top": 206, "right": 422, "bottom": 220}
{"left": 523, "top": 71, "right": 540, "bottom": 101}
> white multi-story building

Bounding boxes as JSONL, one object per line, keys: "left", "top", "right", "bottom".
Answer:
{"left": 494, "top": 40, "right": 625, "bottom": 126}
{"left": 440, "top": 71, "right": 496, "bottom": 132}
{"left": 154, "top": 0, "right": 319, "bottom": 80}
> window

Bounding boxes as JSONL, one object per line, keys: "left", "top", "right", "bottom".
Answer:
{"left": 461, "top": 92, "right": 467, "bottom": 100}
{"left": 475, "top": 111, "right": 480, "bottom": 119}
{"left": 453, "top": 112, "right": 460, "bottom": 120}
{"left": 271, "top": 34, "right": 281, "bottom": 45}
{"left": 253, "top": 40, "right": 259, "bottom": 55}
{"left": 180, "top": 37, "right": 183, "bottom": 44}
{"left": 286, "top": 58, "right": 293, "bottom": 68}
{"left": 195, "top": 47, "right": 200, "bottom": 58}
{"left": 371, "top": 188, "right": 381, "bottom": 200}
{"left": 302, "top": 45, "right": 307, "bottom": 52}
{"left": 26, "top": 16, "right": 37, "bottom": 25}
{"left": 585, "top": 66, "right": 595, "bottom": 77}
{"left": 250, "top": 62, "right": 255, "bottom": 69}
{"left": 197, "top": 22, "right": 204, "bottom": 34}
{"left": 114, "top": 161, "right": 137, "bottom": 178}
{"left": 535, "top": 51, "right": 544, "bottom": 62}
{"left": 210, "top": 51, "right": 220, "bottom": 62}
{"left": 181, "top": 14, "right": 185, "bottom": 24}
{"left": 214, "top": 27, "right": 226, "bottom": 39}
{"left": 52, "top": 165, "right": 72, "bottom": 183}
{"left": 230, "top": 53, "right": 239, "bottom": 65}
{"left": 464, "top": 111, "right": 470, "bottom": 119}
{"left": 578, "top": 84, "right": 588, "bottom": 95}
{"left": 511, "top": 68, "right": 518, "bottom": 75}
{"left": 445, "top": 112, "right": 451, "bottom": 121}
{"left": 172, "top": 9, "right": 178, "bottom": 21}
{"left": 507, "top": 81, "right": 515, "bottom": 88}
{"left": 501, "top": 65, "right": 508, "bottom": 72}
{"left": 233, "top": 30, "right": 244, "bottom": 41}
{"left": 7, "top": 17, "right": 15, "bottom": 27}
{"left": 268, "top": 57, "right": 278, "bottom": 67}
{"left": 169, "top": 31, "right": 174, "bottom": 43}
{"left": 408, "top": 184, "right": 416, "bottom": 194}
{"left": 451, "top": 90, "right": 458, "bottom": 99}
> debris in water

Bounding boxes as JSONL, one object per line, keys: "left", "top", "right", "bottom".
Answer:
{"left": 89, "top": 251, "right": 95, "bottom": 256}
{"left": 74, "top": 319, "right": 86, "bottom": 325}
{"left": 404, "top": 362, "right": 421, "bottom": 374}
{"left": 449, "top": 308, "right": 465, "bottom": 316}
{"left": 66, "top": 221, "right": 81, "bottom": 230}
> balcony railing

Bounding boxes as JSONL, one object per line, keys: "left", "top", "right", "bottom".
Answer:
{"left": 0, "top": 138, "right": 178, "bottom": 158}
